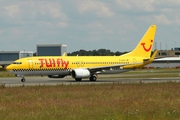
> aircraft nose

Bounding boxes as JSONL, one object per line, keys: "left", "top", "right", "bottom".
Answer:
{"left": 6, "top": 65, "right": 12, "bottom": 71}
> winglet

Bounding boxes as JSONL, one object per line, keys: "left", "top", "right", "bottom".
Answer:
{"left": 62, "top": 52, "right": 67, "bottom": 56}
{"left": 144, "top": 49, "right": 158, "bottom": 65}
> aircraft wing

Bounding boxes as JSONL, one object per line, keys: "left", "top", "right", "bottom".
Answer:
{"left": 88, "top": 64, "right": 124, "bottom": 72}
{"left": 87, "top": 63, "right": 142, "bottom": 73}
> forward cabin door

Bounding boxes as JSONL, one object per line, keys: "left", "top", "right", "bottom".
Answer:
{"left": 28, "top": 59, "right": 33, "bottom": 69}
{"left": 133, "top": 58, "right": 137, "bottom": 68}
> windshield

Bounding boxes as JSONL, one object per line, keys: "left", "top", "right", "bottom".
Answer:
{"left": 13, "top": 62, "right": 22, "bottom": 64}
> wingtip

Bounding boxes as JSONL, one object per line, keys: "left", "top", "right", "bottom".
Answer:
{"left": 151, "top": 49, "right": 158, "bottom": 60}
{"left": 62, "top": 52, "right": 67, "bottom": 56}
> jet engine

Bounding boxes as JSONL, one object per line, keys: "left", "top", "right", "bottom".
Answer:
{"left": 72, "top": 69, "right": 90, "bottom": 78}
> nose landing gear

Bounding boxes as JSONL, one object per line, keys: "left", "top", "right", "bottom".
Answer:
{"left": 21, "top": 76, "right": 26, "bottom": 82}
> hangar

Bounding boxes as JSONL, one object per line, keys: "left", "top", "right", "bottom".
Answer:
{"left": 0, "top": 44, "right": 68, "bottom": 68}
{"left": 0, "top": 51, "right": 33, "bottom": 68}
{"left": 36, "top": 44, "right": 67, "bottom": 56}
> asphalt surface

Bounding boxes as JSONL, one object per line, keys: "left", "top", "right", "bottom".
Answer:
{"left": 1, "top": 75, "right": 180, "bottom": 87}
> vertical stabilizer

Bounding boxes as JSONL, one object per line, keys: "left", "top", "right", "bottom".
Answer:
{"left": 126, "top": 25, "right": 156, "bottom": 58}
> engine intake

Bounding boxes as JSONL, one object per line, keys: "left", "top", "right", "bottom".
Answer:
{"left": 72, "top": 69, "right": 90, "bottom": 78}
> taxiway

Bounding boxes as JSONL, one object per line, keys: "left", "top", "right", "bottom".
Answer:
{"left": 0, "top": 76, "right": 180, "bottom": 87}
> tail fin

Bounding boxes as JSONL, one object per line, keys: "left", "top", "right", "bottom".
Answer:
{"left": 126, "top": 25, "right": 156, "bottom": 58}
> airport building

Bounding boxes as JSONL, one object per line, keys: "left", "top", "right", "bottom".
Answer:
{"left": 156, "top": 47, "right": 180, "bottom": 57}
{"left": 36, "top": 44, "right": 67, "bottom": 56}
{"left": 0, "top": 51, "right": 33, "bottom": 68}
{"left": 145, "top": 47, "right": 180, "bottom": 68}
{"left": 146, "top": 57, "right": 180, "bottom": 68}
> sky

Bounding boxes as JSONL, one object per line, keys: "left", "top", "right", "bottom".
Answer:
{"left": 0, "top": 0, "right": 180, "bottom": 53}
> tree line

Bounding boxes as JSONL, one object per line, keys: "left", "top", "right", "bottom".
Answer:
{"left": 33, "top": 48, "right": 154, "bottom": 56}
{"left": 67, "top": 49, "right": 128, "bottom": 56}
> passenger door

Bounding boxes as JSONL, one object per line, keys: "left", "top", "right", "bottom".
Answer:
{"left": 28, "top": 59, "right": 33, "bottom": 69}
{"left": 133, "top": 58, "right": 137, "bottom": 68}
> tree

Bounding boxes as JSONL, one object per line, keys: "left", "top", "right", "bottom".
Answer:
{"left": 68, "top": 49, "right": 128, "bottom": 56}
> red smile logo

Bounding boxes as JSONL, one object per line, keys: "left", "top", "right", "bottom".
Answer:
{"left": 141, "top": 40, "right": 153, "bottom": 52}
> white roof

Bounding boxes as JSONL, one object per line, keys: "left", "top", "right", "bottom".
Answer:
{"left": 155, "top": 57, "right": 180, "bottom": 61}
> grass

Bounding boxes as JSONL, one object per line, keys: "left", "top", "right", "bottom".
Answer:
{"left": 0, "top": 82, "right": 180, "bottom": 120}
{"left": 1, "top": 68, "right": 180, "bottom": 119}
{"left": 0, "top": 68, "right": 15, "bottom": 77}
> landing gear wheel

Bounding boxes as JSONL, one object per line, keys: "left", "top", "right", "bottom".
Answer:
{"left": 75, "top": 78, "right": 82, "bottom": 81}
{"left": 21, "top": 78, "right": 26, "bottom": 82}
{"left": 90, "top": 75, "right": 97, "bottom": 81}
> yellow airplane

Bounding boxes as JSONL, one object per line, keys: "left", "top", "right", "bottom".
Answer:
{"left": 6, "top": 25, "right": 157, "bottom": 82}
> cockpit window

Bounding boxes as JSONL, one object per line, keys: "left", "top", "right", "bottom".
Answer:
{"left": 13, "top": 62, "right": 22, "bottom": 64}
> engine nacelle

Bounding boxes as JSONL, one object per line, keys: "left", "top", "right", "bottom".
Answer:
{"left": 48, "top": 75, "right": 66, "bottom": 78}
{"left": 72, "top": 69, "right": 90, "bottom": 78}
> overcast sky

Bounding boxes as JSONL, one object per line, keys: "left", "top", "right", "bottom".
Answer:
{"left": 0, "top": 0, "right": 180, "bottom": 53}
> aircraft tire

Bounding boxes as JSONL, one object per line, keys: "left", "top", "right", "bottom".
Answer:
{"left": 21, "top": 78, "right": 26, "bottom": 82}
{"left": 90, "top": 76, "right": 97, "bottom": 81}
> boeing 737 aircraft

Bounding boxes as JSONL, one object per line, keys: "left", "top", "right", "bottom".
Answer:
{"left": 6, "top": 25, "right": 157, "bottom": 82}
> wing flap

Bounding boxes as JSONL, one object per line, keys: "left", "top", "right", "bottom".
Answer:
{"left": 88, "top": 62, "right": 143, "bottom": 73}
{"left": 88, "top": 64, "right": 124, "bottom": 72}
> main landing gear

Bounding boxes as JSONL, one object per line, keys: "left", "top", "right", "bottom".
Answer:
{"left": 89, "top": 75, "right": 97, "bottom": 81}
{"left": 75, "top": 75, "right": 97, "bottom": 82}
